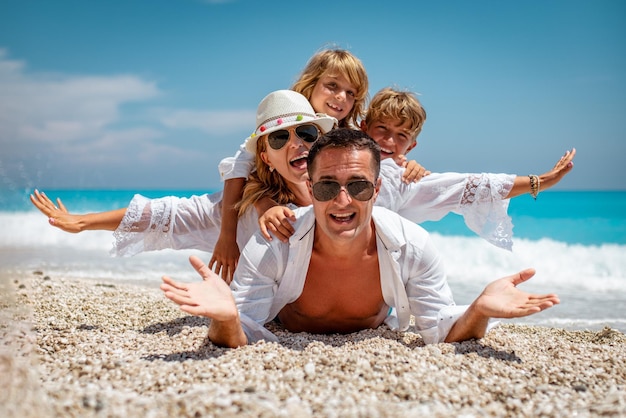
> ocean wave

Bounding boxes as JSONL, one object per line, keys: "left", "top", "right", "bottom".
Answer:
{"left": 2, "top": 212, "right": 624, "bottom": 292}
{"left": 1, "top": 212, "right": 115, "bottom": 250}
{"left": 2, "top": 211, "right": 624, "bottom": 333}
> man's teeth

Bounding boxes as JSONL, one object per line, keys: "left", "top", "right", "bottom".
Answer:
{"left": 380, "top": 148, "right": 393, "bottom": 154}
{"left": 332, "top": 213, "right": 352, "bottom": 219}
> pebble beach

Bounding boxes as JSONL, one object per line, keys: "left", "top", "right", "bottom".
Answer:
{"left": 2, "top": 272, "right": 625, "bottom": 418}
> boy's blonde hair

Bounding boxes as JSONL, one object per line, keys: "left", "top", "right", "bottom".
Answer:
{"left": 365, "top": 87, "right": 427, "bottom": 142}
{"left": 291, "top": 48, "right": 368, "bottom": 129}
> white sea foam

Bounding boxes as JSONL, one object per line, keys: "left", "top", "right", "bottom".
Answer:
{"left": 0, "top": 212, "right": 209, "bottom": 282}
{"left": 2, "top": 211, "right": 625, "bottom": 332}
{"left": 1, "top": 212, "right": 114, "bottom": 250}
{"left": 2, "top": 212, "right": 625, "bottom": 288}
{"left": 430, "top": 234, "right": 626, "bottom": 293}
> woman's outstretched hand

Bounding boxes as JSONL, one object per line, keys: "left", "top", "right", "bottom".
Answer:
{"left": 29, "top": 189, "right": 83, "bottom": 233}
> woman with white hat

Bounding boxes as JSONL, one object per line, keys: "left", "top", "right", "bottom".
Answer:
{"left": 30, "top": 90, "right": 336, "bottom": 283}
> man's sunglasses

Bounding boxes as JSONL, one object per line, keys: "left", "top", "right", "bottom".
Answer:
{"left": 311, "top": 180, "right": 376, "bottom": 202}
{"left": 267, "top": 124, "right": 320, "bottom": 150}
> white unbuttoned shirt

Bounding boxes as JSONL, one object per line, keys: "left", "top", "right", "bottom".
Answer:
{"left": 232, "top": 205, "right": 492, "bottom": 345}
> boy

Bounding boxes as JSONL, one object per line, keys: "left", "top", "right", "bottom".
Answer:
{"left": 360, "top": 87, "right": 427, "bottom": 168}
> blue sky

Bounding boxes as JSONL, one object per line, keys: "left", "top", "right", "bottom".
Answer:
{"left": 1, "top": 0, "right": 624, "bottom": 191}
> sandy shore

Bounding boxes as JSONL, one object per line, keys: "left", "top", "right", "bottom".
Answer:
{"left": 1, "top": 272, "right": 625, "bottom": 417}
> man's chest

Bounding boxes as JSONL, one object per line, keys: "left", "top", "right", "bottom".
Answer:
{"left": 292, "top": 255, "right": 385, "bottom": 319}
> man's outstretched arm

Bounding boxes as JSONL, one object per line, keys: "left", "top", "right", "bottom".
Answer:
{"left": 444, "top": 268, "right": 560, "bottom": 343}
{"left": 161, "top": 256, "right": 248, "bottom": 348}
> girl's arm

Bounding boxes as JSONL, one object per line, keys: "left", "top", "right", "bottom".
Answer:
{"left": 209, "top": 177, "right": 245, "bottom": 284}
{"left": 210, "top": 141, "right": 256, "bottom": 281}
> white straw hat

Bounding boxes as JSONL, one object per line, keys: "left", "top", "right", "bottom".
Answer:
{"left": 244, "top": 90, "right": 337, "bottom": 154}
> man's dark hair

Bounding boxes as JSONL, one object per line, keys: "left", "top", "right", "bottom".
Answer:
{"left": 307, "top": 128, "right": 381, "bottom": 179}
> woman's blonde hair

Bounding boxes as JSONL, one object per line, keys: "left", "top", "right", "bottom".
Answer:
{"left": 236, "top": 136, "right": 300, "bottom": 217}
{"left": 291, "top": 48, "right": 368, "bottom": 129}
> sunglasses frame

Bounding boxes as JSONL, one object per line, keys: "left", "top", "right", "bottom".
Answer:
{"left": 267, "top": 124, "right": 320, "bottom": 150}
{"left": 311, "top": 180, "right": 376, "bottom": 202}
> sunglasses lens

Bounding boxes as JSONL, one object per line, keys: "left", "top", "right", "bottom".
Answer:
{"left": 295, "top": 124, "right": 320, "bottom": 142}
{"left": 267, "top": 130, "right": 290, "bottom": 150}
{"left": 312, "top": 181, "right": 375, "bottom": 202}
{"left": 312, "top": 182, "right": 341, "bottom": 202}
{"left": 347, "top": 181, "right": 375, "bottom": 201}
{"left": 267, "top": 124, "right": 319, "bottom": 150}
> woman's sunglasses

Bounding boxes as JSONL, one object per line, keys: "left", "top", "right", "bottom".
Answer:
{"left": 267, "top": 124, "right": 320, "bottom": 150}
{"left": 311, "top": 180, "right": 376, "bottom": 202}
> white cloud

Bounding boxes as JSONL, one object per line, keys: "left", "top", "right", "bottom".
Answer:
{"left": 0, "top": 49, "right": 254, "bottom": 188}
{"left": 61, "top": 127, "right": 164, "bottom": 161}
{"left": 0, "top": 49, "right": 160, "bottom": 144}
{"left": 0, "top": 49, "right": 255, "bottom": 146}
{"left": 158, "top": 109, "right": 256, "bottom": 134}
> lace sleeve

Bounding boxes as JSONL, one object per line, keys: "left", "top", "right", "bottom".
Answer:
{"left": 111, "top": 192, "right": 226, "bottom": 256}
{"left": 460, "top": 173, "right": 513, "bottom": 205}
{"left": 377, "top": 164, "right": 517, "bottom": 250}
{"left": 458, "top": 173, "right": 515, "bottom": 250}
{"left": 111, "top": 195, "right": 174, "bottom": 256}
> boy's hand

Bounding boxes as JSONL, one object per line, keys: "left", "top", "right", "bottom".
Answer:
{"left": 540, "top": 148, "right": 576, "bottom": 189}
{"left": 259, "top": 206, "right": 296, "bottom": 242}
{"left": 400, "top": 157, "right": 431, "bottom": 184}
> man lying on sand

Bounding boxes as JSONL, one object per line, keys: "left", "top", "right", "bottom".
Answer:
{"left": 161, "top": 128, "right": 560, "bottom": 348}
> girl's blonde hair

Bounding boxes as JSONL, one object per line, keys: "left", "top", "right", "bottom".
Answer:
{"left": 236, "top": 136, "right": 300, "bottom": 217}
{"left": 291, "top": 48, "right": 368, "bottom": 129}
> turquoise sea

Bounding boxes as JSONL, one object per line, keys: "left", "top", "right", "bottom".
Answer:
{"left": 1, "top": 188, "right": 625, "bottom": 332}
